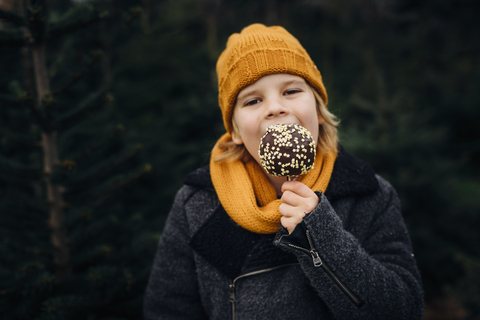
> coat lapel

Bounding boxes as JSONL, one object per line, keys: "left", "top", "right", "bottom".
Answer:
{"left": 184, "top": 146, "right": 378, "bottom": 279}
{"left": 188, "top": 204, "right": 262, "bottom": 279}
{"left": 324, "top": 145, "right": 379, "bottom": 201}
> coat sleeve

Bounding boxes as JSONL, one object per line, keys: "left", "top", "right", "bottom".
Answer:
{"left": 276, "top": 176, "right": 424, "bottom": 320}
{"left": 143, "top": 186, "right": 208, "bottom": 320}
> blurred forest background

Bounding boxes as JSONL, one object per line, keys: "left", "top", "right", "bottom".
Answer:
{"left": 0, "top": 0, "right": 479, "bottom": 319}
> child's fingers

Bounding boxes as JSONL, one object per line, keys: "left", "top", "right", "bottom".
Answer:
{"left": 281, "top": 181, "right": 314, "bottom": 198}
{"left": 281, "top": 215, "right": 303, "bottom": 234}
{"left": 280, "top": 181, "right": 319, "bottom": 234}
{"left": 279, "top": 203, "right": 308, "bottom": 230}
{"left": 281, "top": 181, "right": 319, "bottom": 214}
{"left": 281, "top": 190, "right": 304, "bottom": 207}
{"left": 279, "top": 203, "right": 301, "bottom": 217}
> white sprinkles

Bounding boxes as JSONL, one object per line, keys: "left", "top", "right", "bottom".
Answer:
{"left": 258, "top": 123, "right": 316, "bottom": 177}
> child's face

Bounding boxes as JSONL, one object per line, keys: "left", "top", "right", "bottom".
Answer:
{"left": 232, "top": 73, "right": 324, "bottom": 167}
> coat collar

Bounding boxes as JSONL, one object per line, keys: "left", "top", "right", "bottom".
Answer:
{"left": 183, "top": 145, "right": 379, "bottom": 201}
{"left": 184, "top": 145, "right": 378, "bottom": 279}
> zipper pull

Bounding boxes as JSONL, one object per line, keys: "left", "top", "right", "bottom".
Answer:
{"left": 310, "top": 249, "right": 323, "bottom": 267}
{"left": 229, "top": 283, "right": 235, "bottom": 302}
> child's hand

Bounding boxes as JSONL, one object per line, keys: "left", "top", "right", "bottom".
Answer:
{"left": 279, "top": 181, "right": 319, "bottom": 234}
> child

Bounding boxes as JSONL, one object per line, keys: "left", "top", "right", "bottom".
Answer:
{"left": 144, "top": 23, "right": 423, "bottom": 320}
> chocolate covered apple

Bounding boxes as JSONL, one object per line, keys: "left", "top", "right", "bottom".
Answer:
{"left": 258, "top": 123, "right": 316, "bottom": 179}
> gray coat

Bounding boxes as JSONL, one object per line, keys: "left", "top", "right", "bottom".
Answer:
{"left": 144, "top": 148, "right": 424, "bottom": 320}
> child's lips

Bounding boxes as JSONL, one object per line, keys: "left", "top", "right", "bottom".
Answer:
{"left": 262, "top": 122, "right": 300, "bottom": 133}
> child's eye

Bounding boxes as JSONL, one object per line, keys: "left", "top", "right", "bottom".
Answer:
{"left": 245, "top": 99, "right": 261, "bottom": 106}
{"left": 284, "top": 89, "right": 301, "bottom": 95}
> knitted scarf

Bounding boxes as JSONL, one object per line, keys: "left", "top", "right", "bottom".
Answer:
{"left": 210, "top": 133, "right": 336, "bottom": 234}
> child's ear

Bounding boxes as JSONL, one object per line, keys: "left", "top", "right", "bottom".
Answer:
{"left": 231, "top": 131, "right": 244, "bottom": 145}
{"left": 318, "top": 114, "right": 325, "bottom": 125}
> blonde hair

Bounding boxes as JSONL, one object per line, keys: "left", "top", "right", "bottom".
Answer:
{"left": 214, "top": 84, "right": 339, "bottom": 163}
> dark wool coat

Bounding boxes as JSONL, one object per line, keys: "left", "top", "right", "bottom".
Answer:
{"left": 144, "top": 147, "right": 424, "bottom": 320}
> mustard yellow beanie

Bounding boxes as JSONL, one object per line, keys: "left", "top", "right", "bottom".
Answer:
{"left": 216, "top": 23, "right": 328, "bottom": 133}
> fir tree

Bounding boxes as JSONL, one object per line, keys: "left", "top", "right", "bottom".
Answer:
{"left": 0, "top": 1, "right": 154, "bottom": 319}
{"left": 2, "top": 0, "right": 480, "bottom": 319}
{"left": 113, "top": 0, "right": 480, "bottom": 318}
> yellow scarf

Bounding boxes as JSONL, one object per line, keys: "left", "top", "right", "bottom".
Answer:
{"left": 210, "top": 133, "right": 336, "bottom": 234}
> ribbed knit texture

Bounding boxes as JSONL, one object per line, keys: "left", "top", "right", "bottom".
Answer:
{"left": 210, "top": 133, "right": 336, "bottom": 234}
{"left": 216, "top": 23, "right": 328, "bottom": 133}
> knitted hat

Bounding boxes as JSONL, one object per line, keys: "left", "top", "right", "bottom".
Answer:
{"left": 216, "top": 23, "right": 328, "bottom": 133}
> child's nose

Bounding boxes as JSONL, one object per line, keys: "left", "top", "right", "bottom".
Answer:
{"left": 264, "top": 100, "right": 288, "bottom": 119}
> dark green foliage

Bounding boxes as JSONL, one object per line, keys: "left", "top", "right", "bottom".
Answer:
{"left": 112, "top": 0, "right": 480, "bottom": 318}
{"left": 47, "top": 4, "right": 109, "bottom": 40}
{"left": 0, "top": 1, "right": 154, "bottom": 319}
{"left": 0, "top": 7, "right": 26, "bottom": 26}
{"left": 1, "top": 0, "right": 480, "bottom": 319}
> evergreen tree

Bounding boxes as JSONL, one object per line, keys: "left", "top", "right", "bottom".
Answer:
{"left": 0, "top": 1, "right": 154, "bottom": 319}
{"left": 2, "top": 0, "right": 479, "bottom": 319}
{"left": 113, "top": 0, "right": 480, "bottom": 318}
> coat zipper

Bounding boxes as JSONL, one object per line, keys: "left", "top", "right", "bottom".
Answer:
{"left": 229, "top": 263, "right": 299, "bottom": 320}
{"left": 287, "top": 230, "right": 364, "bottom": 307}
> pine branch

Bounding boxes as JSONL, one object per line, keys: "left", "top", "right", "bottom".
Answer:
{"left": 0, "top": 8, "right": 27, "bottom": 26}
{"left": 50, "top": 143, "right": 141, "bottom": 186}
{"left": 0, "top": 92, "right": 46, "bottom": 129}
{"left": 0, "top": 191, "right": 49, "bottom": 206}
{"left": 0, "top": 29, "right": 31, "bottom": 47}
{"left": 0, "top": 93, "right": 23, "bottom": 108}
{"left": 50, "top": 50, "right": 104, "bottom": 96}
{"left": 37, "top": 93, "right": 58, "bottom": 133}
{"left": 0, "top": 127, "right": 41, "bottom": 147}
{"left": 53, "top": 88, "right": 113, "bottom": 131}
{"left": 64, "top": 207, "right": 93, "bottom": 229}
{"left": 3, "top": 239, "right": 49, "bottom": 256}
{"left": 27, "top": 102, "right": 48, "bottom": 131}
{"left": 66, "top": 164, "right": 151, "bottom": 207}
{"left": 350, "top": 94, "right": 378, "bottom": 114}
{"left": 101, "top": 269, "right": 135, "bottom": 307}
{"left": 0, "top": 93, "right": 43, "bottom": 129}
{"left": 27, "top": 4, "right": 46, "bottom": 43}
{"left": 123, "top": 6, "right": 143, "bottom": 28}
{"left": 65, "top": 145, "right": 143, "bottom": 190}
{"left": 0, "top": 154, "right": 43, "bottom": 179}
{"left": 28, "top": 2, "right": 71, "bottom": 280}
{"left": 0, "top": 172, "right": 42, "bottom": 189}
{"left": 47, "top": 9, "right": 110, "bottom": 39}
{"left": 69, "top": 124, "right": 125, "bottom": 162}
{"left": 131, "top": 231, "right": 161, "bottom": 251}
